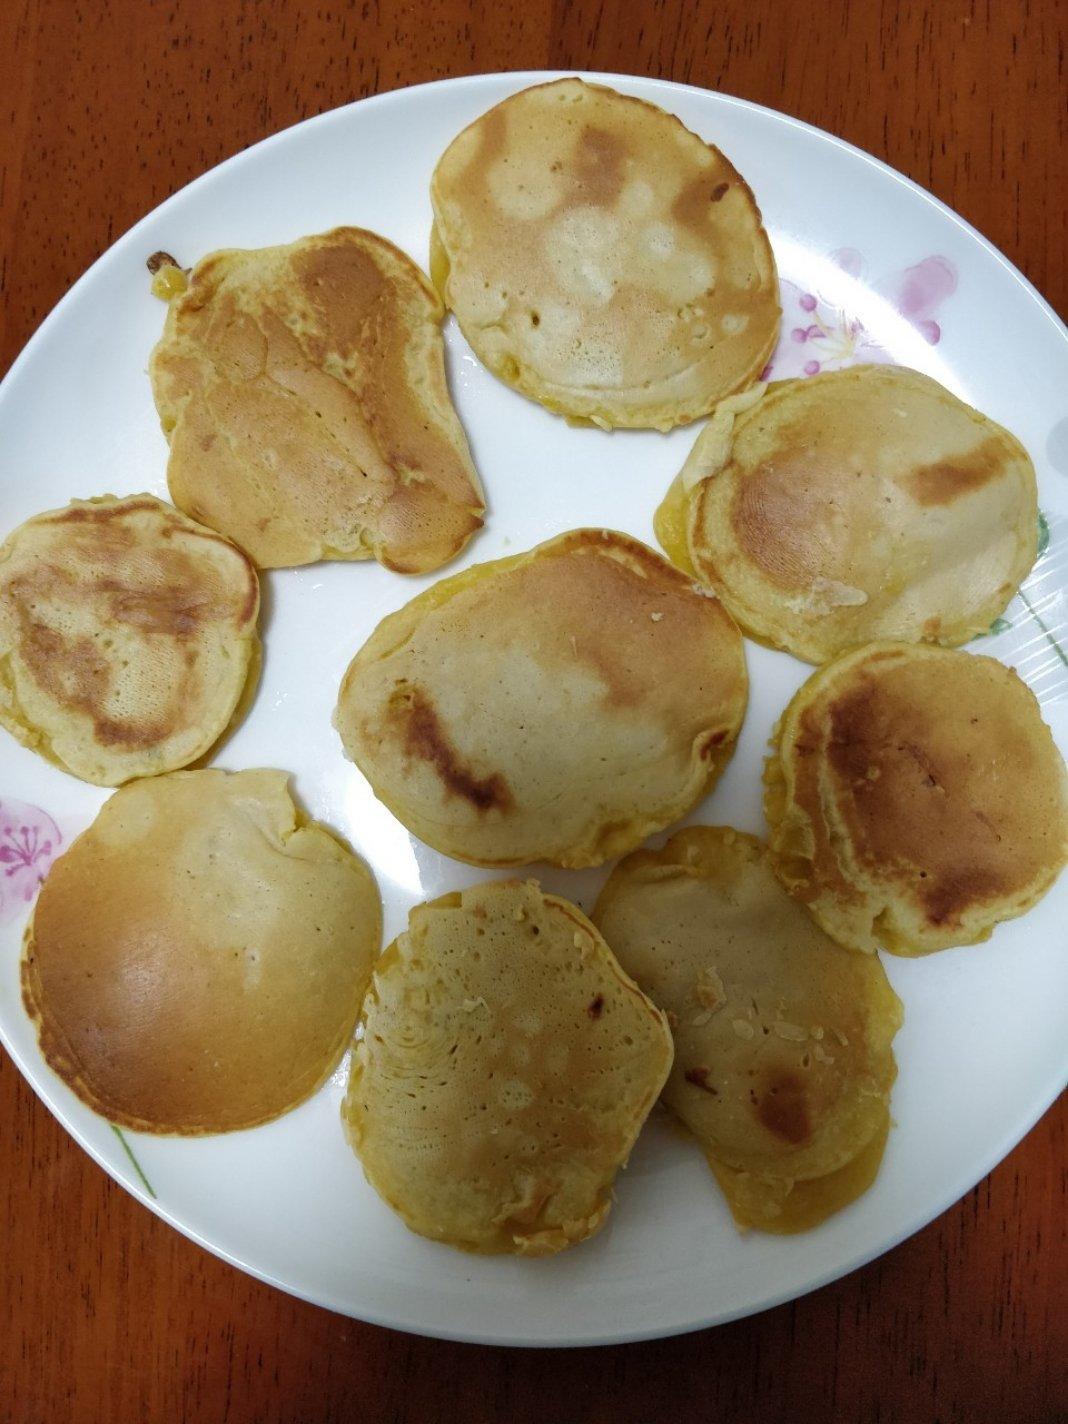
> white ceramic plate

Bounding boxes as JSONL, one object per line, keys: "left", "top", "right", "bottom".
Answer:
{"left": 1, "top": 71, "right": 1065, "bottom": 1348}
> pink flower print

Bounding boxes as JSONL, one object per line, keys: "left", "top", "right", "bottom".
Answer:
{"left": 0, "top": 799, "right": 62, "bottom": 922}
{"left": 830, "top": 247, "right": 865, "bottom": 279}
{"left": 875, "top": 256, "right": 957, "bottom": 345}
{"left": 765, "top": 279, "right": 890, "bottom": 380}
{"left": 764, "top": 252, "right": 958, "bottom": 380}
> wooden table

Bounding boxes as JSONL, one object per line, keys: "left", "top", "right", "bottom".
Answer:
{"left": 1, "top": 3, "right": 1064, "bottom": 1420}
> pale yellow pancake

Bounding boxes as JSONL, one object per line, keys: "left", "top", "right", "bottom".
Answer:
{"left": 344, "top": 879, "right": 672, "bottom": 1255}
{"left": 0, "top": 494, "right": 259, "bottom": 785}
{"left": 22, "top": 770, "right": 380, "bottom": 1134}
{"left": 765, "top": 643, "right": 1068, "bottom": 955}
{"left": 430, "top": 78, "right": 779, "bottom": 430}
{"left": 594, "top": 826, "right": 902, "bottom": 1232}
{"left": 656, "top": 367, "right": 1037, "bottom": 663}
{"left": 150, "top": 227, "right": 484, "bottom": 572}
{"left": 335, "top": 529, "right": 748, "bottom": 868}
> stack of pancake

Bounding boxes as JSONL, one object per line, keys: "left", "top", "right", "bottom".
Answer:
{"left": 4, "top": 77, "right": 1064, "bottom": 1257}
{"left": 594, "top": 827, "right": 903, "bottom": 1233}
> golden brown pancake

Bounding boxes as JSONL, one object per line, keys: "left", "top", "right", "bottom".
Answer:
{"left": 0, "top": 494, "right": 259, "bottom": 785}
{"left": 334, "top": 529, "right": 748, "bottom": 868}
{"left": 594, "top": 826, "right": 902, "bottom": 1232}
{"left": 656, "top": 367, "right": 1038, "bottom": 663}
{"left": 430, "top": 78, "right": 779, "bottom": 430}
{"left": 22, "top": 769, "right": 381, "bottom": 1134}
{"left": 765, "top": 643, "right": 1068, "bottom": 955}
{"left": 149, "top": 227, "right": 484, "bottom": 572}
{"left": 343, "top": 879, "right": 673, "bottom": 1255}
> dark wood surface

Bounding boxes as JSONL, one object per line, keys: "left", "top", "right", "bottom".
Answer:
{"left": 1, "top": 3, "right": 1064, "bottom": 1420}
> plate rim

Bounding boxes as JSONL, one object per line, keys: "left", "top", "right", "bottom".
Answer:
{"left": 1, "top": 67, "right": 1065, "bottom": 1348}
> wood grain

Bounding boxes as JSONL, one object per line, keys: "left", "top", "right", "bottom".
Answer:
{"left": 1, "top": 2, "right": 1065, "bottom": 1420}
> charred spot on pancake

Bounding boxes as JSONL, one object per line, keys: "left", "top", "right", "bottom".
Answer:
{"left": 755, "top": 1071, "right": 811, "bottom": 1144}
{"left": 146, "top": 249, "right": 185, "bottom": 274}
{"left": 571, "top": 125, "right": 626, "bottom": 204}
{"left": 905, "top": 435, "right": 1005, "bottom": 505}
{"left": 49, "top": 496, "right": 161, "bottom": 525}
{"left": 823, "top": 682, "right": 881, "bottom": 783}
{"left": 671, "top": 173, "right": 727, "bottom": 235}
{"left": 400, "top": 685, "right": 514, "bottom": 813}
{"left": 292, "top": 237, "right": 391, "bottom": 353}
{"left": 684, "top": 1065, "right": 718, "bottom": 1095}
{"left": 921, "top": 868, "right": 1003, "bottom": 926}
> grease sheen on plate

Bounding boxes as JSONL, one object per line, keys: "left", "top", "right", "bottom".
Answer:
{"left": 0, "top": 71, "right": 1065, "bottom": 1347}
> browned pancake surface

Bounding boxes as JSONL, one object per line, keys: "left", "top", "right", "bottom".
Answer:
{"left": 335, "top": 529, "right": 748, "bottom": 867}
{"left": 431, "top": 78, "right": 779, "bottom": 430}
{"left": 766, "top": 643, "right": 1068, "bottom": 953}
{"left": 150, "top": 227, "right": 484, "bottom": 572}
{"left": 22, "top": 769, "right": 381, "bottom": 1133}
{"left": 0, "top": 494, "right": 259, "bottom": 784}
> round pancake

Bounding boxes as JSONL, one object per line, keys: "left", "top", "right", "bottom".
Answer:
{"left": 334, "top": 529, "right": 748, "bottom": 868}
{"left": 149, "top": 226, "right": 484, "bottom": 572}
{"left": 593, "top": 827, "right": 902, "bottom": 1232}
{"left": 659, "top": 366, "right": 1038, "bottom": 663}
{"left": 22, "top": 769, "right": 381, "bottom": 1134}
{"left": 430, "top": 77, "right": 779, "bottom": 430}
{"left": 765, "top": 643, "right": 1068, "bottom": 955}
{"left": 0, "top": 494, "right": 260, "bottom": 785}
{"left": 343, "top": 879, "right": 673, "bottom": 1255}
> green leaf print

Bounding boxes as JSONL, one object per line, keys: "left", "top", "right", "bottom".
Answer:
{"left": 110, "top": 1124, "right": 157, "bottom": 1199}
{"left": 1037, "top": 511, "right": 1050, "bottom": 560}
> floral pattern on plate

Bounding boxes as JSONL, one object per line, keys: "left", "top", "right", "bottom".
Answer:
{"left": 0, "top": 799, "right": 61, "bottom": 923}
{"left": 765, "top": 250, "right": 958, "bottom": 379}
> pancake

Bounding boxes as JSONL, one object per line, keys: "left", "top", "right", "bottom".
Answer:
{"left": 765, "top": 643, "right": 1068, "bottom": 955}
{"left": 334, "top": 529, "right": 748, "bottom": 868}
{"left": 430, "top": 77, "right": 779, "bottom": 430}
{"left": 149, "top": 227, "right": 484, "bottom": 572}
{"left": 343, "top": 879, "right": 673, "bottom": 1255}
{"left": 22, "top": 769, "right": 380, "bottom": 1134}
{"left": 593, "top": 827, "right": 902, "bottom": 1232}
{"left": 0, "top": 494, "right": 260, "bottom": 785}
{"left": 656, "top": 366, "right": 1038, "bottom": 663}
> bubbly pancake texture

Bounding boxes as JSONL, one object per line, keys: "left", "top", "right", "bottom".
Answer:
{"left": 594, "top": 827, "right": 902, "bottom": 1232}
{"left": 658, "top": 366, "right": 1037, "bottom": 663}
{"left": 430, "top": 78, "right": 780, "bottom": 430}
{"left": 343, "top": 879, "right": 673, "bottom": 1255}
{"left": 150, "top": 227, "right": 484, "bottom": 572}
{"left": 334, "top": 529, "right": 748, "bottom": 868}
{"left": 22, "top": 770, "right": 381, "bottom": 1134}
{"left": 765, "top": 643, "right": 1068, "bottom": 955}
{"left": 0, "top": 495, "right": 259, "bottom": 785}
